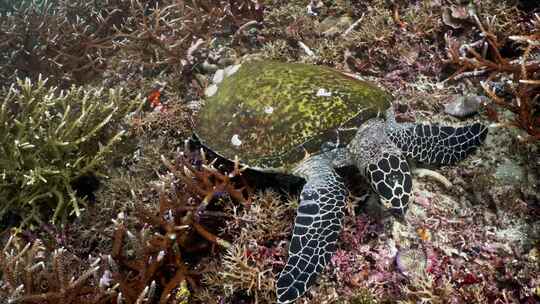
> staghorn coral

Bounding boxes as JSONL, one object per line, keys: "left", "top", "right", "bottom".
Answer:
{"left": 197, "top": 190, "right": 295, "bottom": 303}
{"left": 0, "top": 233, "right": 113, "bottom": 304}
{"left": 110, "top": 0, "right": 263, "bottom": 82}
{"left": 0, "top": 76, "right": 144, "bottom": 227}
{"left": 86, "top": 0, "right": 268, "bottom": 108}
{"left": 104, "top": 151, "right": 251, "bottom": 303}
{"left": 0, "top": 0, "right": 130, "bottom": 87}
{"left": 0, "top": 0, "right": 264, "bottom": 91}
{"left": 445, "top": 11, "right": 540, "bottom": 141}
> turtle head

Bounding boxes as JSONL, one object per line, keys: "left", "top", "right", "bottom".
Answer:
{"left": 366, "top": 152, "right": 413, "bottom": 218}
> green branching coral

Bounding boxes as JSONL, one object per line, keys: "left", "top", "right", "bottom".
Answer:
{"left": 0, "top": 76, "right": 143, "bottom": 227}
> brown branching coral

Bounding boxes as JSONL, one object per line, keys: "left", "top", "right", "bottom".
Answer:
{"left": 0, "top": 148, "right": 251, "bottom": 303}
{"left": 107, "top": 151, "right": 251, "bottom": 303}
{"left": 445, "top": 12, "right": 540, "bottom": 141}
{"left": 169, "top": 149, "right": 252, "bottom": 215}
{"left": 197, "top": 191, "right": 295, "bottom": 303}
{"left": 0, "top": 233, "right": 113, "bottom": 304}
{"left": 112, "top": 0, "right": 263, "bottom": 77}
{"left": 0, "top": 0, "right": 264, "bottom": 90}
{"left": 110, "top": 215, "right": 197, "bottom": 304}
{"left": 0, "top": 0, "right": 129, "bottom": 86}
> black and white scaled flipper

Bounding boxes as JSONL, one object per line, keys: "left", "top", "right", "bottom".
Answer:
{"left": 385, "top": 110, "right": 488, "bottom": 165}
{"left": 276, "top": 158, "right": 348, "bottom": 303}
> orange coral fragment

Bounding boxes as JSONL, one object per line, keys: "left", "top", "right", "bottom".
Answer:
{"left": 416, "top": 227, "right": 431, "bottom": 241}
{"left": 148, "top": 89, "right": 162, "bottom": 108}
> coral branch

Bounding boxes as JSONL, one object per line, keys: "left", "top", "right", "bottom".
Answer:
{"left": 445, "top": 13, "right": 540, "bottom": 141}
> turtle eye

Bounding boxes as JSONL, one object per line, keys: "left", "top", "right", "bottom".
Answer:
{"left": 320, "top": 141, "right": 337, "bottom": 152}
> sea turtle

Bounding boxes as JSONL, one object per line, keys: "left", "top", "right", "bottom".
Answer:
{"left": 194, "top": 60, "right": 487, "bottom": 303}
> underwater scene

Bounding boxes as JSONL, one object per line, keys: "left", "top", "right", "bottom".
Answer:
{"left": 0, "top": 1, "right": 539, "bottom": 303}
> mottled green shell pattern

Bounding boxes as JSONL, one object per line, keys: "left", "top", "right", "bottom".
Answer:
{"left": 195, "top": 61, "right": 391, "bottom": 172}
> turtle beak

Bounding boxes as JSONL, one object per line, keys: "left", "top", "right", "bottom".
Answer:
{"left": 389, "top": 207, "right": 408, "bottom": 222}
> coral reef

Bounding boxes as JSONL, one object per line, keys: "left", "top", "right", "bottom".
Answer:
{"left": 197, "top": 191, "right": 295, "bottom": 303}
{"left": 445, "top": 11, "right": 540, "bottom": 141}
{"left": 95, "top": 148, "right": 252, "bottom": 303}
{"left": 0, "top": 0, "right": 538, "bottom": 303}
{"left": 0, "top": 77, "right": 143, "bottom": 227}
{"left": 0, "top": 233, "right": 112, "bottom": 303}
{"left": 0, "top": 0, "right": 129, "bottom": 87}
{"left": 0, "top": 148, "right": 251, "bottom": 303}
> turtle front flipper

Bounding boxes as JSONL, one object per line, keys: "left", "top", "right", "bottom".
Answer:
{"left": 386, "top": 114, "right": 488, "bottom": 165}
{"left": 277, "top": 157, "right": 347, "bottom": 303}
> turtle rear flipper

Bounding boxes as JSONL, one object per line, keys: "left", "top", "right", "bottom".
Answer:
{"left": 277, "top": 158, "right": 347, "bottom": 303}
{"left": 387, "top": 122, "right": 488, "bottom": 165}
